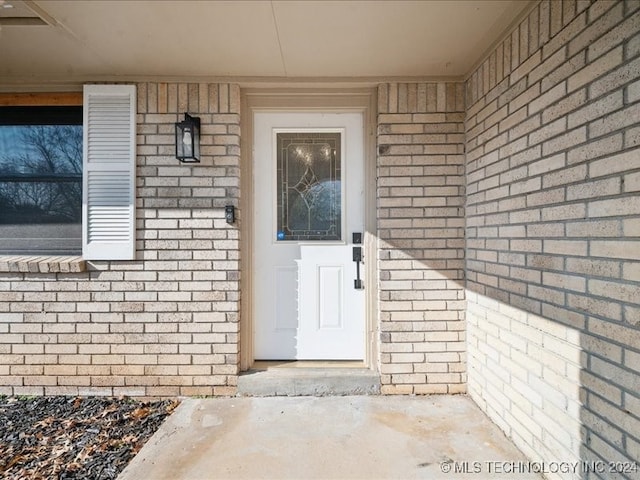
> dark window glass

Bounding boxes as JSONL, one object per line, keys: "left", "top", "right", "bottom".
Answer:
{"left": 0, "top": 106, "right": 82, "bottom": 254}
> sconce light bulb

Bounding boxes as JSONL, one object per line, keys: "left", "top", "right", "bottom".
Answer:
{"left": 183, "top": 129, "right": 192, "bottom": 145}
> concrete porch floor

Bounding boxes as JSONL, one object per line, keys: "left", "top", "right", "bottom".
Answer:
{"left": 118, "top": 395, "right": 541, "bottom": 480}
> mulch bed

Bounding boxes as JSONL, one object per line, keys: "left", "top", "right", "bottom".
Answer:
{"left": 0, "top": 396, "right": 179, "bottom": 480}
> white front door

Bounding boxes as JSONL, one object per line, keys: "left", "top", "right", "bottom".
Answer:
{"left": 253, "top": 111, "right": 365, "bottom": 360}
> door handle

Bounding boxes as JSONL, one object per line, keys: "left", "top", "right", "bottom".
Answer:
{"left": 353, "top": 246, "right": 364, "bottom": 290}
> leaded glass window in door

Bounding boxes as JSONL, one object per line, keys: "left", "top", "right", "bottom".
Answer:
{"left": 276, "top": 132, "right": 341, "bottom": 241}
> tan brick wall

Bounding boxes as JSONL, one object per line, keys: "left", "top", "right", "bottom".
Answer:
{"left": 0, "top": 83, "right": 241, "bottom": 397}
{"left": 466, "top": 0, "right": 640, "bottom": 474}
{"left": 377, "top": 83, "right": 467, "bottom": 394}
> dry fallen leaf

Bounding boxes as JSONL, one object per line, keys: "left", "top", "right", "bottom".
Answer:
{"left": 5, "top": 454, "right": 25, "bottom": 469}
{"left": 131, "top": 407, "right": 150, "bottom": 419}
{"left": 100, "top": 404, "right": 119, "bottom": 417}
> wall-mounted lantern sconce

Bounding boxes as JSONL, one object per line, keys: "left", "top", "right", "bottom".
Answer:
{"left": 175, "top": 113, "right": 201, "bottom": 163}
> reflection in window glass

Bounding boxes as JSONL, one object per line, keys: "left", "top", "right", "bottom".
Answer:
{"left": 0, "top": 107, "right": 82, "bottom": 254}
{"left": 276, "top": 132, "right": 341, "bottom": 241}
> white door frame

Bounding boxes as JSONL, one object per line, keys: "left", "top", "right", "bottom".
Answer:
{"left": 240, "top": 88, "right": 378, "bottom": 371}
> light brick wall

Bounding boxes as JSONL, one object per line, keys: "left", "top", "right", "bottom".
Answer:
{"left": 466, "top": 0, "right": 640, "bottom": 475}
{"left": 0, "top": 83, "right": 241, "bottom": 397}
{"left": 377, "top": 83, "right": 467, "bottom": 394}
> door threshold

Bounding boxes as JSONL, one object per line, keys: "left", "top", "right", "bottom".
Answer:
{"left": 238, "top": 361, "right": 380, "bottom": 397}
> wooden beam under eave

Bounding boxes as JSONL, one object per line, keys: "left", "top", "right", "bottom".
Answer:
{"left": 0, "top": 92, "right": 83, "bottom": 106}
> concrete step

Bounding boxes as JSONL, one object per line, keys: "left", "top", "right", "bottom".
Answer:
{"left": 237, "top": 367, "right": 381, "bottom": 396}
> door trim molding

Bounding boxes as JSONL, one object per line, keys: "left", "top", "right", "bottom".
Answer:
{"left": 240, "top": 88, "right": 378, "bottom": 371}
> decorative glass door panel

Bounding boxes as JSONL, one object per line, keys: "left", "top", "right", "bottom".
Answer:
{"left": 276, "top": 132, "right": 341, "bottom": 242}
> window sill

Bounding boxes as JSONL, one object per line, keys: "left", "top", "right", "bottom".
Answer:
{"left": 0, "top": 256, "right": 86, "bottom": 273}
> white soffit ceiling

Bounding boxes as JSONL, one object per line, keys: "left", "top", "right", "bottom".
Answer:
{"left": 0, "top": 0, "right": 531, "bottom": 83}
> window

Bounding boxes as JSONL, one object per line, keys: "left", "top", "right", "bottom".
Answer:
{"left": 276, "top": 132, "right": 342, "bottom": 241}
{"left": 0, "top": 106, "right": 83, "bottom": 255}
{"left": 0, "top": 85, "right": 137, "bottom": 261}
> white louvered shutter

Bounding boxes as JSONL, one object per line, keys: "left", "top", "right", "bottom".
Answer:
{"left": 82, "top": 84, "right": 136, "bottom": 260}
